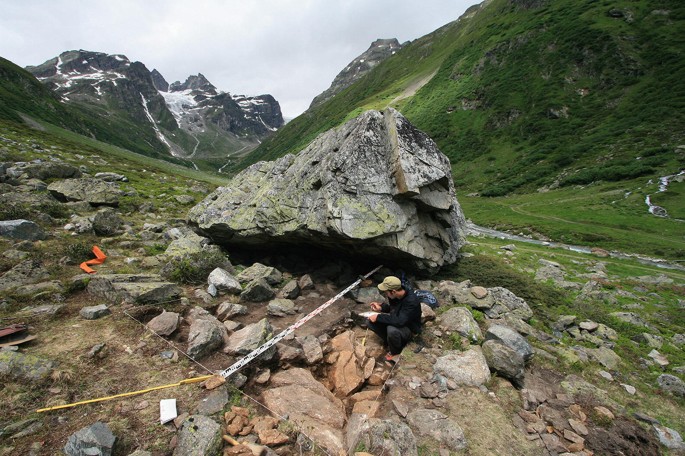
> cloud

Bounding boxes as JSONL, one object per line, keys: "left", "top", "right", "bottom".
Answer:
{"left": 0, "top": 0, "right": 475, "bottom": 118}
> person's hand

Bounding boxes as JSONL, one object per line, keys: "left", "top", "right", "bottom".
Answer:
{"left": 368, "top": 313, "right": 378, "bottom": 323}
{"left": 370, "top": 302, "right": 382, "bottom": 312}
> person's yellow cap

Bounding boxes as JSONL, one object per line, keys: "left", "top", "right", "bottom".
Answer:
{"left": 378, "top": 276, "right": 401, "bottom": 291}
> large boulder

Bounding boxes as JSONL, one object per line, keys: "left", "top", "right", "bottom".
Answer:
{"left": 188, "top": 108, "right": 466, "bottom": 272}
{"left": 47, "top": 178, "right": 123, "bottom": 207}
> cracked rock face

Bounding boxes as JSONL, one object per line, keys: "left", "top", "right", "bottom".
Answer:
{"left": 188, "top": 108, "right": 466, "bottom": 272}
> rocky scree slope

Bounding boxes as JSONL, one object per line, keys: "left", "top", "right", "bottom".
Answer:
{"left": 0, "top": 124, "right": 683, "bottom": 455}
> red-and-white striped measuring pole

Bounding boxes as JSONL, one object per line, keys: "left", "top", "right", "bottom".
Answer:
{"left": 219, "top": 265, "right": 382, "bottom": 379}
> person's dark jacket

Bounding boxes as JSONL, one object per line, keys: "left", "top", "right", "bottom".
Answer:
{"left": 376, "top": 288, "right": 422, "bottom": 334}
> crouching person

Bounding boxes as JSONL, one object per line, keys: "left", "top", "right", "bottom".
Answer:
{"left": 367, "top": 275, "right": 422, "bottom": 365}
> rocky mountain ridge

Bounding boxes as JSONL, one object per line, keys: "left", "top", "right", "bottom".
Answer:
{"left": 25, "top": 50, "right": 284, "bottom": 171}
{"left": 310, "top": 38, "right": 404, "bottom": 109}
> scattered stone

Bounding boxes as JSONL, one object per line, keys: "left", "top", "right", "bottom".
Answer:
{"left": 64, "top": 422, "right": 116, "bottom": 456}
{"left": 593, "top": 406, "right": 615, "bottom": 421}
{"left": 216, "top": 302, "right": 248, "bottom": 321}
{"left": 196, "top": 387, "right": 229, "bottom": 415}
{"left": 433, "top": 348, "right": 490, "bottom": 387}
{"left": 298, "top": 335, "right": 323, "bottom": 365}
{"left": 482, "top": 339, "right": 525, "bottom": 386}
{"left": 87, "top": 343, "right": 108, "bottom": 359}
{"left": 598, "top": 370, "right": 613, "bottom": 381}
{"left": 406, "top": 408, "right": 467, "bottom": 451}
{"left": 79, "top": 304, "right": 111, "bottom": 320}
{"left": 470, "top": 286, "right": 488, "bottom": 299}
{"left": 346, "top": 415, "right": 417, "bottom": 456}
{"left": 187, "top": 313, "right": 226, "bottom": 360}
{"left": 279, "top": 279, "right": 300, "bottom": 299}
{"left": 653, "top": 424, "right": 684, "bottom": 450}
{"left": 0, "top": 219, "right": 46, "bottom": 241}
{"left": 173, "top": 415, "right": 222, "bottom": 456}
{"left": 621, "top": 383, "right": 636, "bottom": 395}
{"left": 657, "top": 374, "right": 685, "bottom": 397}
{"left": 239, "top": 278, "right": 275, "bottom": 302}
{"left": 439, "top": 307, "right": 482, "bottom": 342}
{"left": 0, "top": 351, "right": 54, "bottom": 382}
{"left": 648, "top": 349, "right": 669, "bottom": 367}
{"left": 267, "top": 298, "right": 297, "bottom": 317}
{"left": 485, "top": 324, "right": 533, "bottom": 362}
{"left": 146, "top": 311, "right": 181, "bottom": 336}
{"left": 224, "top": 319, "right": 274, "bottom": 357}
{"left": 207, "top": 268, "right": 241, "bottom": 295}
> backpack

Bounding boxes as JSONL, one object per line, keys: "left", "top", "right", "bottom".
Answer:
{"left": 400, "top": 271, "right": 439, "bottom": 309}
{"left": 415, "top": 289, "right": 440, "bottom": 309}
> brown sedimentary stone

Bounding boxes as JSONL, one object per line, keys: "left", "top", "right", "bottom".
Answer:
{"left": 470, "top": 286, "right": 488, "bottom": 299}
{"left": 352, "top": 400, "right": 380, "bottom": 417}
{"left": 329, "top": 350, "right": 364, "bottom": 397}
{"left": 258, "top": 428, "right": 290, "bottom": 446}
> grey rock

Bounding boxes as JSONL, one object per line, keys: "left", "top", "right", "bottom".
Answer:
{"left": 187, "top": 315, "right": 226, "bottom": 360}
{"left": 196, "top": 387, "right": 229, "bottom": 415}
{"left": 347, "top": 415, "right": 418, "bottom": 456}
{"left": 586, "top": 346, "right": 622, "bottom": 370}
{"left": 92, "top": 208, "right": 124, "bottom": 236}
{"left": 48, "top": 178, "right": 122, "bottom": 206}
{"left": 224, "top": 318, "right": 274, "bottom": 357}
{"left": 610, "top": 312, "right": 649, "bottom": 327}
{"left": 146, "top": 311, "right": 181, "bottom": 336}
{"left": 653, "top": 424, "right": 684, "bottom": 450}
{"left": 657, "top": 374, "right": 685, "bottom": 397}
{"left": 79, "top": 304, "right": 111, "bottom": 320}
{"left": 64, "top": 421, "right": 116, "bottom": 456}
{"left": 0, "top": 259, "right": 50, "bottom": 291}
{"left": 267, "top": 298, "right": 297, "bottom": 317}
{"left": 188, "top": 109, "right": 466, "bottom": 273}
{"left": 406, "top": 408, "right": 467, "bottom": 451}
{"left": 0, "top": 219, "right": 46, "bottom": 241}
{"left": 173, "top": 415, "right": 222, "bottom": 456}
{"left": 481, "top": 340, "right": 525, "bottom": 386}
{"left": 433, "top": 348, "right": 491, "bottom": 387}
{"left": 0, "top": 350, "right": 54, "bottom": 382}
{"left": 20, "top": 160, "right": 82, "bottom": 180}
{"left": 86, "top": 274, "right": 182, "bottom": 305}
{"left": 486, "top": 287, "right": 533, "bottom": 321}
{"left": 484, "top": 324, "right": 533, "bottom": 362}
{"left": 298, "top": 334, "right": 323, "bottom": 364}
{"left": 207, "top": 267, "right": 241, "bottom": 294}
{"left": 216, "top": 302, "right": 248, "bottom": 321}
{"left": 95, "top": 172, "right": 128, "bottom": 182}
{"left": 278, "top": 279, "right": 300, "bottom": 299}
{"left": 298, "top": 274, "right": 314, "bottom": 290}
{"left": 13, "top": 280, "right": 64, "bottom": 299}
{"left": 237, "top": 263, "right": 282, "bottom": 285}
{"left": 239, "top": 278, "right": 275, "bottom": 302}
{"left": 438, "top": 307, "right": 482, "bottom": 342}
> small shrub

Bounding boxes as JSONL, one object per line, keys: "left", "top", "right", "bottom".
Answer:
{"left": 161, "top": 250, "right": 229, "bottom": 284}
{"left": 62, "top": 241, "right": 94, "bottom": 265}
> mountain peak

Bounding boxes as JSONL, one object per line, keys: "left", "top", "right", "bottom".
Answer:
{"left": 309, "top": 38, "right": 403, "bottom": 108}
{"left": 169, "top": 73, "right": 217, "bottom": 95}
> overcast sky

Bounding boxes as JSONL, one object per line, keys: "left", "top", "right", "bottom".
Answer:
{"left": 1, "top": 0, "right": 476, "bottom": 119}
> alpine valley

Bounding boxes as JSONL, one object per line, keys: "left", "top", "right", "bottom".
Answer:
{"left": 24, "top": 50, "right": 284, "bottom": 172}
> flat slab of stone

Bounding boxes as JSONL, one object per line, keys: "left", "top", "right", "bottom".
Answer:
{"left": 87, "top": 274, "right": 181, "bottom": 304}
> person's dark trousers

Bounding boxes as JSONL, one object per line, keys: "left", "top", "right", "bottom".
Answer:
{"left": 367, "top": 321, "right": 412, "bottom": 355}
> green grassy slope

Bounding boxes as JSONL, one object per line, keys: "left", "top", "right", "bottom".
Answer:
{"left": 241, "top": 0, "right": 685, "bottom": 196}
{"left": 230, "top": 0, "right": 685, "bottom": 260}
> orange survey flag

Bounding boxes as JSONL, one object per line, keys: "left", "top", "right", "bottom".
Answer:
{"left": 80, "top": 246, "right": 107, "bottom": 274}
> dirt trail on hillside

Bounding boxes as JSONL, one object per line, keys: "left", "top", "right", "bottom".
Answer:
{"left": 386, "top": 69, "right": 438, "bottom": 107}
